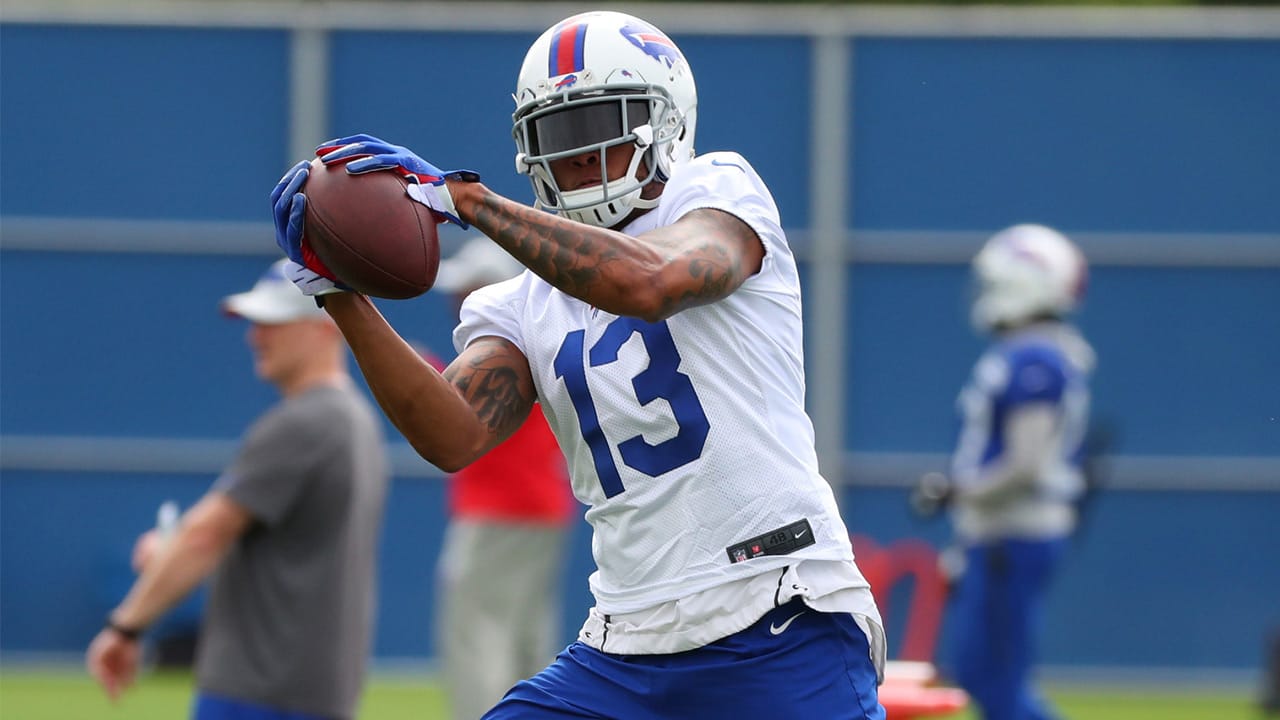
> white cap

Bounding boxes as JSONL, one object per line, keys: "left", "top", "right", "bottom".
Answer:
{"left": 434, "top": 237, "right": 524, "bottom": 293}
{"left": 221, "top": 259, "right": 329, "bottom": 324}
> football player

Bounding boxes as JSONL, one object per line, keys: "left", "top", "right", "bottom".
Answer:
{"left": 272, "top": 10, "right": 885, "bottom": 719}
{"left": 918, "top": 224, "right": 1094, "bottom": 720}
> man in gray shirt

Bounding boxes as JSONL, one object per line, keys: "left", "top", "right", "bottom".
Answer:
{"left": 87, "top": 259, "right": 389, "bottom": 720}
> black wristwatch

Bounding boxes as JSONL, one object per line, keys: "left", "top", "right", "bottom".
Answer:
{"left": 105, "top": 617, "right": 145, "bottom": 642}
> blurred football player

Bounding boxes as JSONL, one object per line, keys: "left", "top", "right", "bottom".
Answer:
{"left": 917, "top": 224, "right": 1094, "bottom": 720}
{"left": 271, "top": 9, "right": 885, "bottom": 718}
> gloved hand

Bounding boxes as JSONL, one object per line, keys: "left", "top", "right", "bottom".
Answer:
{"left": 909, "top": 471, "right": 953, "bottom": 518}
{"left": 270, "top": 160, "right": 350, "bottom": 296}
{"left": 315, "top": 134, "right": 479, "bottom": 228}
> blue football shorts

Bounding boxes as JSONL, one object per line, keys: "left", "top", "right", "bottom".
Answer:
{"left": 192, "top": 692, "right": 336, "bottom": 720}
{"left": 482, "top": 597, "right": 885, "bottom": 720}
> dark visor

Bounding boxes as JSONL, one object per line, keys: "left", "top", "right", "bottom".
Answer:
{"left": 530, "top": 98, "right": 650, "bottom": 156}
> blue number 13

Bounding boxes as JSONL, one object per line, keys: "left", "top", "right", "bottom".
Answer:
{"left": 553, "top": 317, "right": 710, "bottom": 498}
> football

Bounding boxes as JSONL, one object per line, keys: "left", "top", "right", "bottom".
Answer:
{"left": 302, "top": 157, "right": 440, "bottom": 299}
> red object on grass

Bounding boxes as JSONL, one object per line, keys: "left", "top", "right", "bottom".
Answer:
{"left": 852, "top": 535, "right": 969, "bottom": 718}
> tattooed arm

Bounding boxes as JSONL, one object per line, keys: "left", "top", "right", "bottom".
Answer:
{"left": 322, "top": 294, "right": 535, "bottom": 471}
{"left": 448, "top": 181, "right": 765, "bottom": 323}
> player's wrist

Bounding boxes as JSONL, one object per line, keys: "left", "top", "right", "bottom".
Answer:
{"left": 315, "top": 289, "right": 372, "bottom": 317}
{"left": 105, "top": 614, "right": 146, "bottom": 642}
{"left": 443, "top": 177, "right": 484, "bottom": 226}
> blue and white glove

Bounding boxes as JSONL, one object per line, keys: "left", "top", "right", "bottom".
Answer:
{"left": 316, "top": 134, "right": 480, "bottom": 228}
{"left": 284, "top": 260, "right": 345, "bottom": 297}
{"left": 269, "top": 160, "right": 350, "bottom": 297}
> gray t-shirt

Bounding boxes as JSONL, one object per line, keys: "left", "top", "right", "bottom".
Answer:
{"left": 197, "top": 383, "right": 388, "bottom": 719}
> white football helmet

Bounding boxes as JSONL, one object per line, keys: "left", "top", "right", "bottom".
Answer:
{"left": 512, "top": 11, "right": 697, "bottom": 228}
{"left": 971, "top": 224, "right": 1088, "bottom": 332}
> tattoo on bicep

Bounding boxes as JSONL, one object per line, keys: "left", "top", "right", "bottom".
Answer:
{"left": 686, "top": 246, "right": 735, "bottom": 295}
{"left": 446, "top": 345, "right": 530, "bottom": 439}
{"left": 665, "top": 212, "right": 747, "bottom": 310}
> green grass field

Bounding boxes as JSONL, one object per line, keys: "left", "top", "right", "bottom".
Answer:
{"left": 0, "top": 668, "right": 1261, "bottom": 720}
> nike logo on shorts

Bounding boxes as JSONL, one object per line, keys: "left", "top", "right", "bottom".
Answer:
{"left": 769, "top": 611, "right": 807, "bottom": 635}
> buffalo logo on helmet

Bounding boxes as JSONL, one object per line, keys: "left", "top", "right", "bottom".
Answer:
{"left": 619, "top": 21, "right": 683, "bottom": 68}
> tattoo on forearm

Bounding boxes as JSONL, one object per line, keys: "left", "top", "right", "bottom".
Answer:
{"left": 473, "top": 191, "right": 754, "bottom": 316}
{"left": 472, "top": 195, "right": 618, "bottom": 296}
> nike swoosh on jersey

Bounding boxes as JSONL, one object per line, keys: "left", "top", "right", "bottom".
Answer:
{"left": 769, "top": 611, "right": 807, "bottom": 635}
{"left": 710, "top": 158, "right": 746, "bottom": 173}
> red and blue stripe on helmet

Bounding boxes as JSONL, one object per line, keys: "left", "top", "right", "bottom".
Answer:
{"left": 548, "top": 22, "right": 588, "bottom": 77}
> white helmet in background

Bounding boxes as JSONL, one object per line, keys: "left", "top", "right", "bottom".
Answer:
{"left": 512, "top": 11, "right": 698, "bottom": 228}
{"left": 971, "top": 224, "right": 1088, "bottom": 332}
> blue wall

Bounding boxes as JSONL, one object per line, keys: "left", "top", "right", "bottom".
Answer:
{"left": 851, "top": 38, "right": 1280, "bottom": 232}
{"left": 845, "top": 263, "right": 1280, "bottom": 455}
{"left": 0, "top": 25, "right": 290, "bottom": 221}
{"left": 1, "top": 15, "right": 1277, "bottom": 673}
{"left": 844, "top": 485, "right": 1280, "bottom": 672}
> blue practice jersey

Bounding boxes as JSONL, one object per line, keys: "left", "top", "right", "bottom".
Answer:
{"left": 950, "top": 322, "right": 1095, "bottom": 542}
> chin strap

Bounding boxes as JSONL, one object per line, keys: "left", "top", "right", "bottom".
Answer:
{"left": 630, "top": 193, "right": 659, "bottom": 210}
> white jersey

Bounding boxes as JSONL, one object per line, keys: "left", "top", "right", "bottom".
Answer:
{"left": 456, "top": 152, "right": 879, "bottom": 654}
